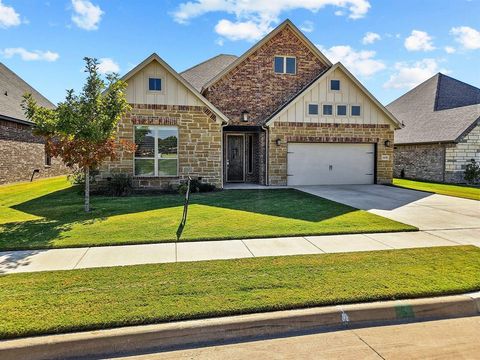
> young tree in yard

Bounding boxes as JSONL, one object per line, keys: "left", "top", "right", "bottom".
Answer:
{"left": 22, "top": 57, "right": 133, "bottom": 212}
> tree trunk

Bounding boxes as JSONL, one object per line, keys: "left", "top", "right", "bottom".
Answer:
{"left": 84, "top": 166, "right": 90, "bottom": 212}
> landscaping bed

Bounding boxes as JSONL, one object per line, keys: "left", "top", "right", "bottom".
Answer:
{"left": 0, "top": 246, "right": 479, "bottom": 339}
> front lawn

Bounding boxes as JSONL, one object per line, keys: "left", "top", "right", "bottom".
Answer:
{"left": 0, "top": 246, "right": 479, "bottom": 339}
{"left": 0, "top": 177, "right": 416, "bottom": 251}
{"left": 393, "top": 178, "right": 480, "bottom": 201}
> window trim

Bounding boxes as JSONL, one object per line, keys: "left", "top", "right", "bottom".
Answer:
{"left": 322, "top": 103, "right": 334, "bottom": 116}
{"left": 306, "top": 102, "right": 319, "bottom": 116}
{"left": 273, "top": 55, "right": 297, "bottom": 75}
{"left": 145, "top": 74, "right": 165, "bottom": 94}
{"left": 336, "top": 104, "right": 348, "bottom": 117}
{"left": 330, "top": 79, "right": 341, "bottom": 91}
{"left": 133, "top": 125, "right": 179, "bottom": 178}
{"left": 351, "top": 104, "right": 362, "bottom": 117}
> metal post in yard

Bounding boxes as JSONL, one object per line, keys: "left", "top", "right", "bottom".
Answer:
{"left": 176, "top": 176, "right": 192, "bottom": 241}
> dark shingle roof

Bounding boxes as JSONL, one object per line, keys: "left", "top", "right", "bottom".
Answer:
{"left": 180, "top": 54, "right": 238, "bottom": 92}
{"left": 387, "top": 73, "right": 480, "bottom": 144}
{"left": 0, "top": 63, "right": 55, "bottom": 124}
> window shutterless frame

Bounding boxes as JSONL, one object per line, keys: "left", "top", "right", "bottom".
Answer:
{"left": 336, "top": 104, "right": 348, "bottom": 116}
{"left": 330, "top": 79, "right": 341, "bottom": 91}
{"left": 145, "top": 74, "right": 165, "bottom": 95}
{"left": 306, "top": 102, "right": 319, "bottom": 116}
{"left": 351, "top": 105, "right": 362, "bottom": 117}
{"left": 322, "top": 103, "right": 333, "bottom": 116}
{"left": 274, "top": 55, "right": 296, "bottom": 75}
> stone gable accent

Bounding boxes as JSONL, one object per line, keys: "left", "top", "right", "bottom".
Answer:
{"left": 204, "top": 26, "right": 328, "bottom": 125}
{"left": 0, "top": 120, "right": 68, "bottom": 184}
{"left": 98, "top": 104, "right": 222, "bottom": 189}
{"left": 268, "top": 122, "right": 394, "bottom": 185}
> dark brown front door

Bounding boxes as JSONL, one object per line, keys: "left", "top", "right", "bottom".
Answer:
{"left": 227, "top": 135, "right": 244, "bottom": 182}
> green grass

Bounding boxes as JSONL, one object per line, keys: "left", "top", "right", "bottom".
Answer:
{"left": 393, "top": 178, "right": 480, "bottom": 201}
{"left": 0, "top": 176, "right": 416, "bottom": 251}
{"left": 1, "top": 246, "right": 479, "bottom": 339}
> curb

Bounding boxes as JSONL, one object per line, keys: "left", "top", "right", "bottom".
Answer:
{"left": 1, "top": 292, "right": 479, "bottom": 360}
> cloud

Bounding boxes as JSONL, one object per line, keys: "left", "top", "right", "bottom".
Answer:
{"left": 71, "top": 0, "right": 103, "bottom": 30}
{"left": 450, "top": 26, "right": 480, "bottom": 50}
{"left": 404, "top": 30, "right": 435, "bottom": 51}
{"left": 97, "top": 58, "right": 120, "bottom": 74}
{"left": 2, "top": 48, "right": 59, "bottom": 61}
{"left": 319, "top": 45, "right": 385, "bottom": 77}
{"left": 0, "top": 0, "right": 21, "bottom": 28}
{"left": 362, "top": 32, "right": 381, "bottom": 45}
{"left": 173, "top": 0, "right": 371, "bottom": 41}
{"left": 444, "top": 46, "right": 456, "bottom": 54}
{"left": 300, "top": 20, "right": 314, "bottom": 33}
{"left": 384, "top": 59, "right": 446, "bottom": 89}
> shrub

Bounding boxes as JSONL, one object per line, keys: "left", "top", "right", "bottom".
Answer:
{"left": 178, "top": 179, "right": 216, "bottom": 195}
{"left": 464, "top": 159, "right": 480, "bottom": 184}
{"left": 107, "top": 174, "right": 133, "bottom": 197}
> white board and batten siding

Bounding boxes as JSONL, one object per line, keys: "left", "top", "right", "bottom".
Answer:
{"left": 126, "top": 60, "right": 203, "bottom": 106}
{"left": 271, "top": 67, "right": 392, "bottom": 126}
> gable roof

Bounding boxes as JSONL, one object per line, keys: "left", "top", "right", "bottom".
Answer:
{"left": 120, "top": 53, "right": 229, "bottom": 124}
{"left": 387, "top": 73, "right": 480, "bottom": 144}
{"left": 0, "top": 62, "right": 55, "bottom": 125}
{"left": 180, "top": 54, "right": 238, "bottom": 92}
{"left": 200, "top": 19, "right": 333, "bottom": 92}
{"left": 265, "top": 62, "right": 401, "bottom": 128}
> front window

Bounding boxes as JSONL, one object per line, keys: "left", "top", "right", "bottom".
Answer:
{"left": 148, "top": 78, "right": 162, "bottom": 91}
{"left": 337, "top": 105, "right": 347, "bottom": 116}
{"left": 323, "top": 104, "right": 333, "bottom": 116}
{"left": 134, "top": 125, "right": 178, "bottom": 177}
{"left": 274, "top": 56, "right": 296, "bottom": 74}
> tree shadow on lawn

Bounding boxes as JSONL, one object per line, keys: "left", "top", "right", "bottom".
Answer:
{"left": 0, "top": 188, "right": 357, "bottom": 250}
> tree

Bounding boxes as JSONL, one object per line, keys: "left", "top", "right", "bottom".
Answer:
{"left": 22, "top": 57, "right": 134, "bottom": 212}
{"left": 464, "top": 159, "right": 480, "bottom": 184}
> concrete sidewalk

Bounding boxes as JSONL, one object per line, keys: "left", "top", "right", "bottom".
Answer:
{"left": 1, "top": 228, "right": 479, "bottom": 274}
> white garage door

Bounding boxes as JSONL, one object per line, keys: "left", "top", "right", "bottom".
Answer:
{"left": 287, "top": 143, "right": 375, "bottom": 186}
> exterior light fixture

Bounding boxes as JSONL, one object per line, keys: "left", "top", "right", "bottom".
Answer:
{"left": 241, "top": 110, "right": 249, "bottom": 122}
{"left": 384, "top": 140, "right": 391, "bottom": 148}
{"left": 275, "top": 138, "right": 281, "bottom": 146}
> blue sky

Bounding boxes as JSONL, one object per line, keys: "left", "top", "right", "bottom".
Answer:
{"left": 1, "top": 0, "right": 479, "bottom": 105}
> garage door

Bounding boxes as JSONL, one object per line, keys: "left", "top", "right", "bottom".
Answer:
{"left": 287, "top": 143, "right": 375, "bottom": 186}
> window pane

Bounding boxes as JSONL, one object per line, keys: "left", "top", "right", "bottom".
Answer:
{"left": 158, "top": 159, "right": 178, "bottom": 176}
{"left": 351, "top": 106, "right": 361, "bottom": 116}
{"left": 337, "top": 105, "right": 347, "bottom": 116}
{"left": 308, "top": 104, "right": 319, "bottom": 115}
{"left": 323, "top": 104, "right": 333, "bottom": 115}
{"left": 274, "top": 57, "right": 284, "bottom": 73}
{"left": 149, "top": 78, "right": 161, "bottom": 91}
{"left": 135, "top": 159, "right": 155, "bottom": 176}
{"left": 158, "top": 128, "right": 178, "bottom": 158}
{"left": 330, "top": 80, "right": 340, "bottom": 91}
{"left": 135, "top": 126, "right": 155, "bottom": 157}
{"left": 286, "top": 57, "right": 296, "bottom": 74}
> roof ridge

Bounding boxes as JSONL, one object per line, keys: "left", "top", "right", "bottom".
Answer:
{"left": 386, "top": 73, "right": 440, "bottom": 108}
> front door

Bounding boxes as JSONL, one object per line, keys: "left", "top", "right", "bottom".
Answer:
{"left": 227, "top": 135, "right": 244, "bottom": 182}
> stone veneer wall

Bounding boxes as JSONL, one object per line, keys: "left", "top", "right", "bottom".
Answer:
{"left": 445, "top": 123, "right": 480, "bottom": 183}
{"left": 268, "top": 122, "right": 394, "bottom": 185}
{"left": 394, "top": 143, "right": 446, "bottom": 182}
{"left": 98, "top": 104, "right": 223, "bottom": 189}
{"left": 204, "top": 26, "right": 328, "bottom": 125}
{"left": 0, "top": 119, "right": 67, "bottom": 184}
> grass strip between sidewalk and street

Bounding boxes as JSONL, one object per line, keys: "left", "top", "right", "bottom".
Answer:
{"left": 393, "top": 178, "right": 480, "bottom": 201}
{"left": 1, "top": 245, "right": 479, "bottom": 339}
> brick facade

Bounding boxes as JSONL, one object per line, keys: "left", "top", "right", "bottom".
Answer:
{"left": 268, "top": 122, "right": 394, "bottom": 185}
{"left": 445, "top": 123, "right": 480, "bottom": 183}
{"left": 204, "top": 25, "right": 328, "bottom": 125}
{"left": 394, "top": 143, "right": 446, "bottom": 182}
{"left": 98, "top": 104, "right": 223, "bottom": 189}
{"left": 0, "top": 119, "right": 68, "bottom": 184}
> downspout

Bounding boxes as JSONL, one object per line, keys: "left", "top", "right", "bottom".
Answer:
{"left": 261, "top": 125, "right": 269, "bottom": 186}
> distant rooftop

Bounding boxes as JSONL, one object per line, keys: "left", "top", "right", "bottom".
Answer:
{"left": 180, "top": 54, "right": 238, "bottom": 92}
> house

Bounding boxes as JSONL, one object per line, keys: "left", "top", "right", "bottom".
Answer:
{"left": 99, "top": 20, "right": 400, "bottom": 188}
{"left": 387, "top": 73, "right": 480, "bottom": 183}
{"left": 0, "top": 63, "right": 67, "bottom": 185}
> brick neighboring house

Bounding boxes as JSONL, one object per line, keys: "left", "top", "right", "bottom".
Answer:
{"left": 0, "top": 63, "right": 67, "bottom": 185}
{"left": 100, "top": 20, "right": 400, "bottom": 188}
{"left": 387, "top": 73, "right": 480, "bottom": 183}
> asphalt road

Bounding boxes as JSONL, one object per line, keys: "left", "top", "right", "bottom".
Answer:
{"left": 115, "top": 316, "right": 480, "bottom": 359}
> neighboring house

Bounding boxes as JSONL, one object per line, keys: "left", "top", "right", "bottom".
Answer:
{"left": 0, "top": 63, "right": 67, "bottom": 185}
{"left": 99, "top": 20, "right": 400, "bottom": 188}
{"left": 387, "top": 73, "right": 480, "bottom": 183}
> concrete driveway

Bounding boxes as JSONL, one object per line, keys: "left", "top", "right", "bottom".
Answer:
{"left": 295, "top": 185, "right": 480, "bottom": 231}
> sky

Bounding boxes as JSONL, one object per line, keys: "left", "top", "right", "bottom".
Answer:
{"left": 0, "top": 0, "right": 479, "bottom": 105}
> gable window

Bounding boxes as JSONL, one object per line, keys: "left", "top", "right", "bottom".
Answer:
{"left": 134, "top": 125, "right": 178, "bottom": 177}
{"left": 274, "top": 56, "right": 296, "bottom": 74}
{"left": 337, "top": 105, "right": 347, "bottom": 116}
{"left": 307, "top": 103, "right": 319, "bottom": 116}
{"left": 323, "top": 104, "right": 333, "bottom": 116}
{"left": 351, "top": 105, "right": 361, "bottom": 116}
{"left": 45, "top": 150, "right": 52, "bottom": 166}
{"left": 330, "top": 80, "right": 340, "bottom": 91}
{"left": 148, "top": 78, "right": 162, "bottom": 91}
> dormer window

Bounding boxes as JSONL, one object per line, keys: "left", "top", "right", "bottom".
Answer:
{"left": 274, "top": 56, "right": 296, "bottom": 74}
{"left": 148, "top": 78, "right": 162, "bottom": 91}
